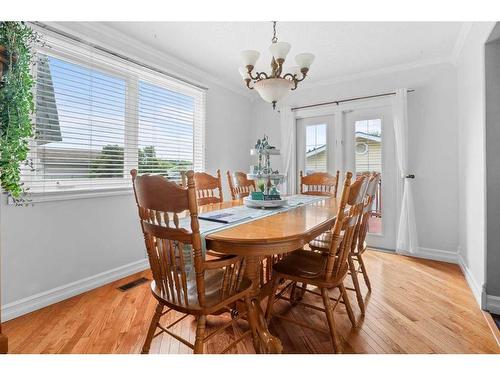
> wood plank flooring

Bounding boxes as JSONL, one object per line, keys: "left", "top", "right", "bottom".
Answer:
{"left": 4, "top": 250, "right": 499, "bottom": 354}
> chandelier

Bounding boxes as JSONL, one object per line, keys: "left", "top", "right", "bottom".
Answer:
{"left": 239, "top": 21, "right": 315, "bottom": 109}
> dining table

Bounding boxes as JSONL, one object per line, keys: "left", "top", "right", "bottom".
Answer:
{"left": 200, "top": 195, "right": 340, "bottom": 354}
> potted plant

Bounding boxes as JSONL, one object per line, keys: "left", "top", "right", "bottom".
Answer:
{"left": 0, "top": 21, "right": 39, "bottom": 354}
{"left": 0, "top": 22, "right": 38, "bottom": 200}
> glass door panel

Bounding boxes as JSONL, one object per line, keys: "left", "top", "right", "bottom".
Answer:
{"left": 296, "top": 116, "right": 335, "bottom": 187}
{"left": 354, "top": 119, "right": 382, "bottom": 234}
{"left": 345, "top": 107, "right": 397, "bottom": 250}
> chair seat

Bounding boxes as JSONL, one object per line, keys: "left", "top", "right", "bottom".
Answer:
{"left": 309, "top": 232, "right": 367, "bottom": 255}
{"left": 273, "top": 249, "right": 328, "bottom": 279}
{"left": 151, "top": 268, "right": 251, "bottom": 312}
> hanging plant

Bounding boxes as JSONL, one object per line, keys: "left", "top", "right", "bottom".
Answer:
{"left": 0, "top": 22, "right": 39, "bottom": 201}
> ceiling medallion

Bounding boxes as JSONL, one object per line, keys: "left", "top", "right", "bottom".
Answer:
{"left": 239, "top": 21, "right": 315, "bottom": 109}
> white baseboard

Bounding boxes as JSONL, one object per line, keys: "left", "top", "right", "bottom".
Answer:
{"left": 486, "top": 294, "right": 500, "bottom": 315}
{"left": 1, "top": 258, "right": 149, "bottom": 322}
{"left": 458, "top": 253, "right": 483, "bottom": 307}
{"left": 410, "top": 247, "right": 459, "bottom": 264}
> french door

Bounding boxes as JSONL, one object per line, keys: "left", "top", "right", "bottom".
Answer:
{"left": 296, "top": 105, "right": 398, "bottom": 250}
{"left": 344, "top": 106, "right": 397, "bottom": 250}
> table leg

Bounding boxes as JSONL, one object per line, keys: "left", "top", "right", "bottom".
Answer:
{"left": 244, "top": 256, "right": 283, "bottom": 354}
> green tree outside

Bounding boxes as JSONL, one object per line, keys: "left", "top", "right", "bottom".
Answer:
{"left": 89, "top": 144, "right": 192, "bottom": 179}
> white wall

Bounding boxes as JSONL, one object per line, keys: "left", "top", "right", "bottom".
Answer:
{"left": 251, "top": 62, "right": 460, "bottom": 258}
{"left": 205, "top": 84, "right": 254, "bottom": 197}
{"left": 456, "top": 22, "right": 496, "bottom": 307}
{"left": 0, "top": 23, "right": 253, "bottom": 320}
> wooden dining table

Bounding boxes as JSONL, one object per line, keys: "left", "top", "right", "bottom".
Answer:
{"left": 201, "top": 196, "right": 340, "bottom": 354}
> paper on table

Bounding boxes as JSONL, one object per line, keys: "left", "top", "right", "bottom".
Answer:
{"left": 199, "top": 211, "right": 252, "bottom": 224}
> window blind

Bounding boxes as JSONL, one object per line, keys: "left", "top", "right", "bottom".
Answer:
{"left": 24, "top": 35, "right": 206, "bottom": 196}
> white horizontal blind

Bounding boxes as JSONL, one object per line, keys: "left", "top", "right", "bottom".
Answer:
{"left": 24, "top": 35, "right": 206, "bottom": 195}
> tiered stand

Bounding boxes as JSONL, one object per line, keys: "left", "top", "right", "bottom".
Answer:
{"left": 245, "top": 148, "right": 286, "bottom": 208}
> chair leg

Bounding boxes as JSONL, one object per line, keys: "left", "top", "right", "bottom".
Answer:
{"left": 321, "top": 287, "right": 340, "bottom": 353}
{"left": 357, "top": 253, "right": 372, "bottom": 292}
{"left": 340, "top": 283, "right": 356, "bottom": 328}
{"left": 348, "top": 254, "right": 365, "bottom": 314}
{"left": 265, "top": 277, "right": 280, "bottom": 323}
{"left": 141, "top": 302, "right": 163, "bottom": 354}
{"left": 194, "top": 315, "right": 207, "bottom": 354}
{"left": 299, "top": 283, "right": 308, "bottom": 299}
{"left": 289, "top": 282, "right": 298, "bottom": 305}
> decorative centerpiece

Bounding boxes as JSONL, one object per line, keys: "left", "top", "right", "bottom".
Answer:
{"left": 245, "top": 135, "right": 287, "bottom": 208}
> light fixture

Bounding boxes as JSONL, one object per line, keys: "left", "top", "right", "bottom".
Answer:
{"left": 239, "top": 21, "right": 315, "bottom": 109}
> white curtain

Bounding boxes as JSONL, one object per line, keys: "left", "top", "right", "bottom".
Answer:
{"left": 280, "top": 105, "right": 297, "bottom": 195}
{"left": 392, "top": 89, "right": 419, "bottom": 254}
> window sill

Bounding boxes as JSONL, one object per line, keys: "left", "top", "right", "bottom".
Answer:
{"left": 6, "top": 187, "right": 134, "bottom": 205}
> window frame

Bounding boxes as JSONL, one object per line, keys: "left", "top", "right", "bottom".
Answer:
{"left": 19, "top": 34, "right": 206, "bottom": 203}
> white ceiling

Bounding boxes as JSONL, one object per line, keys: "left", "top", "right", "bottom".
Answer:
{"left": 102, "top": 22, "right": 464, "bottom": 92}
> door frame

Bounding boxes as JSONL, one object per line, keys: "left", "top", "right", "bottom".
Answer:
{"left": 294, "top": 97, "right": 403, "bottom": 251}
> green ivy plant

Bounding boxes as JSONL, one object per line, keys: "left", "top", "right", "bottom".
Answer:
{"left": 0, "top": 22, "right": 38, "bottom": 201}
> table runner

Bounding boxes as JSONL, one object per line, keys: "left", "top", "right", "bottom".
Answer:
{"left": 197, "top": 194, "right": 327, "bottom": 249}
{"left": 177, "top": 195, "right": 328, "bottom": 274}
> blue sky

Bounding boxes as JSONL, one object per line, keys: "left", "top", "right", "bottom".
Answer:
{"left": 40, "top": 55, "right": 195, "bottom": 161}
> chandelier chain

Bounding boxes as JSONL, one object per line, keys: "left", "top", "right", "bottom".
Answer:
{"left": 272, "top": 21, "right": 278, "bottom": 43}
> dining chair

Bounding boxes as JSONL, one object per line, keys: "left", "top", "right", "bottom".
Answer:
{"left": 193, "top": 169, "right": 224, "bottom": 206}
{"left": 131, "top": 169, "right": 255, "bottom": 354}
{"left": 349, "top": 173, "right": 381, "bottom": 294}
{"left": 227, "top": 171, "right": 256, "bottom": 200}
{"left": 299, "top": 170, "right": 340, "bottom": 197}
{"left": 308, "top": 173, "right": 375, "bottom": 314}
{"left": 265, "top": 172, "right": 362, "bottom": 353}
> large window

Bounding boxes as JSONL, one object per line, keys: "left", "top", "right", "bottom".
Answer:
{"left": 25, "top": 37, "right": 205, "bottom": 197}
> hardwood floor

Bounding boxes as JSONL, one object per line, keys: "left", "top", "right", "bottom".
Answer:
{"left": 4, "top": 250, "right": 499, "bottom": 354}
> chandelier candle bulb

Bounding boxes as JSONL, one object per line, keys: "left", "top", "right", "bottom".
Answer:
{"left": 269, "top": 41, "right": 291, "bottom": 60}
{"left": 241, "top": 50, "right": 260, "bottom": 68}
{"left": 295, "top": 53, "right": 315, "bottom": 69}
{"left": 240, "top": 21, "right": 315, "bottom": 109}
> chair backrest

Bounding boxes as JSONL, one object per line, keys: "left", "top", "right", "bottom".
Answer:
{"left": 346, "top": 175, "right": 369, "bottom": 253}
{"left": 299, "top": 171, "right": 340, "bottom": 197}
{"left": 356, "top": 172, "right": 381, "bottom": 252}
{"left": 227, "top": 171, "right": 256, "bottom": 200}
{"left": 347, "top": 175, "right": 368, "bottom": 206}
{"left": 131, "top": 169, "right": 209, "bottom": 308}
{"left": 193, "top": 169, "right": 224, "bottom": 206}
{"left": 325, "top": 172, "right": 365, "bottom": 281}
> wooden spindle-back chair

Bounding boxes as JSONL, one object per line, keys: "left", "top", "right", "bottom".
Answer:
{"left": 131, "top": 169, "right": 254, "bottom": 354}
{"left": 307, "top": 173, "right": 378, "bottom": 315}
{"left": 265, "top": 172, "right": 365, "bottom": 353}
{"left": 308, "top": 174, "right": 367, "bottom": 251}
{"left": 300, "top": 170, "right": 340, "bottom": 197}
{"left": 350, "top": 172, "right": 381, "bottom": 294}
{"left": 227, "top": 171, "right": 256, "bottom": 200}
{"left": 193, "top": 169, "right": 224, "bottom": 206}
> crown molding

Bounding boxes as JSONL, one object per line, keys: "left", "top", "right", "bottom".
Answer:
{"left": 299, "top": 56, "right": 453, "bottom": 90}
{"left": 39, "top": 22, "right": 253, "bottom": 100}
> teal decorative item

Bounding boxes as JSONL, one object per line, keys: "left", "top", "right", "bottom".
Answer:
{"left": 270, "top": 186, "right": 279, "bottom": 196}
{"left": 251, "top": 191, "right": 264, "bottom": 200}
